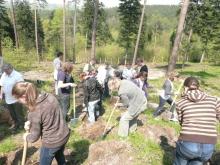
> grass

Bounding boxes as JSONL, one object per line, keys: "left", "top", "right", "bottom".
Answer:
{"left": 0, "top": 137, "right": 18, "bottom": 154}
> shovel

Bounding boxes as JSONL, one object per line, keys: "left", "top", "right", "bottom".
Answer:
{"left": 21, "top": 131, "right": 28, "bottom": 165}
{"left": 101, "top": 97, "right": 120, "bottom": 139}
{"left": 70, "top": 87, "right": 78, "bottom": 126}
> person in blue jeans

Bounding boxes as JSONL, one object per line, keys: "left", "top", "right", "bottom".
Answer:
{"left": 174, "top": 77, "right": 220, "bottom": 165}
{"left": 12, "top": 82, "right": 70, "bottom": 165}
{"left": 81, "top": 73, "right": 103, "bottom": 123}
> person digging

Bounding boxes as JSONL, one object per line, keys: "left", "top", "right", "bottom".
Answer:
{"left": 108, "top": 76, "right": 147, "bottom": 137}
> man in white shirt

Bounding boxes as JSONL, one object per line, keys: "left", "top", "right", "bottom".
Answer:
{"left": 0, "top": 63, "right": 24, "bottom": 130}
{"left": 53, "top": 52, "right": 63, "bottom": 95}
{"left": 122, "top": 63, "right": 136, "bottom": 80}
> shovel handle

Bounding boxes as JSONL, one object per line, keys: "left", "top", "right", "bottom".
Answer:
{"left": 21, "top": 132, "right": 28, "bottom": 165}
{"left": 102, "top": 97, "right": 120, "bottom": 136}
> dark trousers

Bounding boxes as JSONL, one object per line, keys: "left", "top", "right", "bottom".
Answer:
{"left": 58, "top": 92, "right": 70, "bottom": 120}
{"left": 7, "top": 102, "right": 24, "bottom": 127}
{"left": 153, "top": 96, "right": 175, "bottom": 117}
{"left": 40, "top": 144, "right": 66, "bottom": 165}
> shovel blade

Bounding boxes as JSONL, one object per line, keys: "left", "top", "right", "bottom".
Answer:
{"left": 70, "top": 118, "right": 78, "bottom": 126}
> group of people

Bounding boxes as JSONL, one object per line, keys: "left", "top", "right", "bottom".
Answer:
{"left": 0, "top": 53, "right": 219, "bottom": 165}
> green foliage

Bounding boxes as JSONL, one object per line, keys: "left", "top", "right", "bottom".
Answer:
{"left": 81, "top": 0, "right": 112, "bottom": 48}
{"left": 0, "top": 137, "right": 17, "bottom": 154}
{"left": 3, "top": 47, "right": 37, "bottom": 71}
{"left": 15, "top": 0, "right": 35, "bottom": 50}
{"left": 185, "top": 0, "right": 220, "bottom": 62}
{"left": 118, "top": 0, "right": 142, "bottom": 56}
{"left": 0, "top": 0, "right": 14, "bottom": 54}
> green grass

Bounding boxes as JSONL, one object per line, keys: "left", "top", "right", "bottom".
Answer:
{"left": 128, "top": 133, "right": 173, "bottom": 165}
{"left": 0, "top": 138, "right": 18, "bottom": 154}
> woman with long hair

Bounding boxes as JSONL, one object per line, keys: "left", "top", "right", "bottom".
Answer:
{"left": 12, "top": 82, "right": 70, "bottom": 165}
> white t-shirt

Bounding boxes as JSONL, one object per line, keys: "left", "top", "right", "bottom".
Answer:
{"left": 122, "top": 68, "right": 136, "bottom": 80}
{"left": 0, "top": 70, "right": 24, "bottom": 104}
{"left": 53, "top": 57, "right": 62, "bottom": 80}
{"left": 96, "top": 65, "right": 108, "bottom": 86}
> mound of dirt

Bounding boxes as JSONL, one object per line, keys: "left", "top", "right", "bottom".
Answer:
{"left": 138, "top": 125, "right": 177, "bottom": 147}
{"left": 77, "top": 120, "right": 106, "bottom": 140}
{"left": 87, "top": 140, "right": 134, "bottom": 165}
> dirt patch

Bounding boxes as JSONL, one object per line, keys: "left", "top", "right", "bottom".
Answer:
{"left": 77, "top": 120, "right": 106, "bottom": 140}
{"left": 148, "top": 68, "right": 166, "bottom": 80}
{"left": 138, "top": 125, "right": 177, "bottom": 147}
{"left": 87, "top": 140, "right": 134, "bottom": 165}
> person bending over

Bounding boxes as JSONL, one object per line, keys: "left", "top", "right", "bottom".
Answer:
{"left": 109, "top": 76, "right": 147, "bottom": 137}
{"left": 12, "top": 82, "right": 70, "bottom": 165}
{"left": 173, "top": 77, "right": 220, "bottom": 165}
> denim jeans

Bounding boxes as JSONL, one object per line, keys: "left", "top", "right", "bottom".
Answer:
{"left": 40, "top": 144, "right": 66, "bottom": 165}
{"left": 88, "top": 99, "right": 100, "bottom": 123}
{"left": 173, "top": 140, "right": 215, "bottom": 165}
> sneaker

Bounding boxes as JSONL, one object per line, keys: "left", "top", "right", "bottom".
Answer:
{"left": 169, "top": 117, "right": 179, "bottom": 122}
{"left": 9, "top": 124, "right": 16, "bottom": 130}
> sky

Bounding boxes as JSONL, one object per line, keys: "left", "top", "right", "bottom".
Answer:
{"left": 45, "top": 0, "right": 181, "bottom": 7}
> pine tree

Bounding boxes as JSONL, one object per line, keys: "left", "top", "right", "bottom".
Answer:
{"left": 82, "top": 0, "right": 112, "bottom": 49}
{"left": 118, "top": 0, "right": 142, "bottom": 59}
{"left": 0, "top": 0, "right": 13, "bottom": 55}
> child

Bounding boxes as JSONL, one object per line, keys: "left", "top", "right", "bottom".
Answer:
{"left": 81, "top": 73, "right": 103, "bottom": 123}
{"left": 12, "top": 82, "right": 70, "bottom": 165}
{"left": 132, "top": 71, "right": 149, "bottom": 98}
{"left": 153, "top": 72, "right": 177, "bottom": 121}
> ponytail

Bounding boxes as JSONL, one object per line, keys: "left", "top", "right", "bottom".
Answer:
{"left": 12, "top": 82, "right": 39, "bottom": 110}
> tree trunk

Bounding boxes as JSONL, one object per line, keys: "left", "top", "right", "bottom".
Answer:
{"left": 72, "top": 0, "right": 77, "bottom": 62}
{"left": 132, "top": 0, "right": 147, "bottom": 66}
{"left": 34, "top": 0, "right": 39, "bottom": 62}
{"left": 63, "top": 0, "right": 66, "bottom": 62}
{"left": 167, "top": 0, "right": 190, "bottom": 74}
{"left": 152, "top": 25, "right": 157, "bottom": 63}
{"left": 200, "top": 50, "right": 205, "bottom": 63}
{"left": 0, "top": 35, "right": 2, "bottom": 56}
{"left": 91, "top": 0, "right": 99, "bottom": 59}
{"left": 10, "top": 0, "right": 19, "bottom": 49}
{"left": 182, "top": 28, "right": 193, "bottom": 69}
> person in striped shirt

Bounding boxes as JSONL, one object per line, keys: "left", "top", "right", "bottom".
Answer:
{"left": 173, "top": 77, "right": 220, "bottom": 165}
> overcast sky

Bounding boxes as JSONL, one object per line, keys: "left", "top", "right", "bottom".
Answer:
{"left": 45, "top": 0, "right": 181, "bottom": 7}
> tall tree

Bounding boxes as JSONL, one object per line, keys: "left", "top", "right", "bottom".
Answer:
{"left": 118, "top": 0, "right": 142, "bottom": 59}
{"left": 15, "top": 0, "right": 35, "bottom": 50}
{"left": 63, "top": 0, "right": 66, "bottom": 61}
{"left": 132, "top": 0, "right": 147, "bottom": 66}
{"left": 34, "top": 0, "right": 47, "bottom": 60}
{"left": 0, "top": 0, "right": 7, "bottom": 56}
{"left": 82, "top": 0, "right": 112, "bottom": 49}
{"left": 10, "top": 0, "right": 19, "bottom": 48}
{"left": 90, "top": 0, "right": 98, "bottom": 59}
{"left": 167, "top": 0, "right": 190, "bottom": 74}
